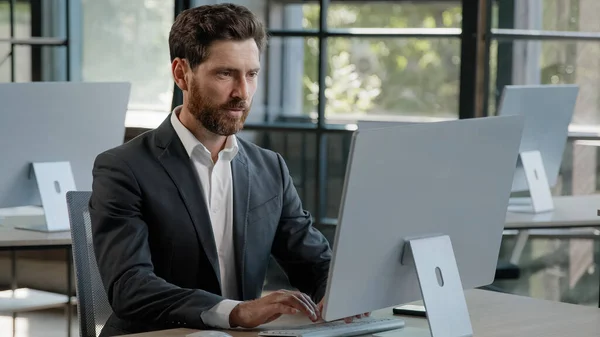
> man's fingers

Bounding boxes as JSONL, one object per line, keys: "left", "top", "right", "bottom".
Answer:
{"left": 344, "top": 317, "right": 354, "bottom": 323}
{"left": 297, "top": 292, "right": 320, "bottom": 317}
{"left": 269, "top": 290, "right": 320, "bottom": 321}
{"left": 270, "top": 291, "right": 314, "bottom": 319}
{"left": 289, "top": 292, "right": 314, "bottom": 314}
{"left": 279, "top": 295, "right": 318, "bottom": 321}
{"left": 275, "top": 290, "right": 317, "bottom": 311}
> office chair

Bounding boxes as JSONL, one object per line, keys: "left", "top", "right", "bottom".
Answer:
{"left": 66, "top": 191, "right": 113, "bottom": 337}
{"left": 495, "top": 261, "right": 520, "bottom": 279}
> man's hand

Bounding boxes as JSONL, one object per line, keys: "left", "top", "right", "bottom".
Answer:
{"left": 229, "top": 290, "right": 321, "bottom": 328}
{"left": 317, "top": 299, "right": 370, "bottom": 323}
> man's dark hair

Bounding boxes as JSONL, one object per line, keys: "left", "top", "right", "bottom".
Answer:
{"left": 169, "top": 3, "right": 267, "bottom": 69}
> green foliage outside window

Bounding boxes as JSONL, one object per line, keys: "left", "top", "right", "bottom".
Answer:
{"left": 302, "top": 3, "right": 462, "bottom": 117}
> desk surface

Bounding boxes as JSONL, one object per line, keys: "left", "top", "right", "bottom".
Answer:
{"left": 123, "top": 289, "right": 600, "bottom": 337}
{"left": 0, "top": 226, "right": 71, "bottom": 248}
{"left": 505, "top": 194, "right": 600, "bottom": 229}
{"left": 2, "top": 195, "right": 597, "bottom": 243}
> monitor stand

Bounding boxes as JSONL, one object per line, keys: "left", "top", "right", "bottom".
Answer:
{"left": 507, "top": 150, "right": 554, "bottom": 214}
{"left": 14, "top": 162, "right": 76, "bottom": 233}
{"left": 382, "top": 234, "right": 473, "bottom": 337}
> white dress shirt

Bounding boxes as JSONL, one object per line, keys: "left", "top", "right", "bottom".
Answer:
{"left": 170, "top": 106, "right": 241, "bottom": 328}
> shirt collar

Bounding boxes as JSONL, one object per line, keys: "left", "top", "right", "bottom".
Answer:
{"left": 170, "top": 105, "right": 239, "bottom": 162}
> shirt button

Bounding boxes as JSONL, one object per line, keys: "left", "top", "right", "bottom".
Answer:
{"left": 212, "top": 206, "right": 220, "bottom": 213}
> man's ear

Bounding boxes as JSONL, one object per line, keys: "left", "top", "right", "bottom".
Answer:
{"left": 171, "top": 58, "right": 189, "bottom": 91}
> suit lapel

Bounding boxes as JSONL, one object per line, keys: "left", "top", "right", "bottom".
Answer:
{"left": 231, "top": 147, "right": 250, "bottom": 300}
{"left": 153, "top": 117, "right": 222, "bottom": 290}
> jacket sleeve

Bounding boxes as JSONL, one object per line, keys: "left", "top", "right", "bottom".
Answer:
{"left": 270, "top": 153, "right": 332, "bottom": 303}
{"left": 89, "top": 151, "right": 225, "bottom": 329}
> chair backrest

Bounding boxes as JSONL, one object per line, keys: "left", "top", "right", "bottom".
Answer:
{"left": 66, "top": 191, "right": 113, "bottom": 337}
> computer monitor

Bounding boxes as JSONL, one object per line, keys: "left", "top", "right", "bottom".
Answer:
{"left": 357, "top": 117, "right": 452, "bottom": 131}
{"left": 497, "top": 85, "right": 578, "bottom": 204}
{"left": 0, "top": 82, "right": 130, "bottom": 226}
{"left": 357, "top": 121, "right": 414, "bottom": 131}
{"left": 321, "top": 116, "right": 524, "bottom": 336}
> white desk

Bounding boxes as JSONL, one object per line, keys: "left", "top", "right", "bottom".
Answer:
{"left": 503, "top": 194, "right": 600, "bottom": 284}
{"left": 123, "top": 289, "right": 600, "bottom": 337}
{"left": 505, "top": 194, "right": 600, "bottom": 230}
{"left": 0, "top": 288, "right": 76, "bottom": 312}
{"left": 0, "top": 226, "right": 74, "bottom": 337}
{"left": 0, "top": 227, "right": 71, "bottom": 248}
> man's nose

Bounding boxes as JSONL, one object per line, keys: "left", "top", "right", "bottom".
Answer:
{"left": 233, "top": 79, "right": 249, "bottom": 100}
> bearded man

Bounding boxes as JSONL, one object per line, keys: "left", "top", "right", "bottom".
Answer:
{"left": 89, "top": 4, "right": 334, "bottom": 336}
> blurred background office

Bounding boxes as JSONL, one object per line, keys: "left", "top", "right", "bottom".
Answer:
{"left": 1, "top": 0, "right": 600, "bottom": 336}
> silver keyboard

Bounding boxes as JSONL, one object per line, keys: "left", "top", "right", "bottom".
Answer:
{"left": 258, "top": 317, "right": 406, "bottom": 337}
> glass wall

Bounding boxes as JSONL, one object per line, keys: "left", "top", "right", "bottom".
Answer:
{"left": 488, "top": 0, "right": 600, "bottom": 307}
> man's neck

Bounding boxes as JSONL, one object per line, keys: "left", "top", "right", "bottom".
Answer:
{"left": 179, "top": 107, "right": 227, "bottom": 162}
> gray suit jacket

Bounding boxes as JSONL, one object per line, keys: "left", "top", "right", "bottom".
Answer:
{"left": 89, "top": 116, "right": 332, "bottom": 336}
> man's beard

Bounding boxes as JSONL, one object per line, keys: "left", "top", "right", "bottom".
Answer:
{"left": 187, "top": 82, "right": 250, "bottom": 136}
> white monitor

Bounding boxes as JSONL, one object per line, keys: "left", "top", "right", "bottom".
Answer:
{"left": 497, "top": 84, "right": 578, "bottom": 201}
{"left": 321, "top": 116, "right": 524, "bottom": 336}
{"left": 0, "top": 82, "right": 130, "bottom": 230}
{"left": 357, "top": 117, "right": 452, "bottom": 131}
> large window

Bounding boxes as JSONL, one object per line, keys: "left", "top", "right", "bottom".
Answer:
{"left": 81, "top": 0, "right": 175, "bottom": 127}
{"left": 260, "top": 1, "right": 462, "bottom": 124}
